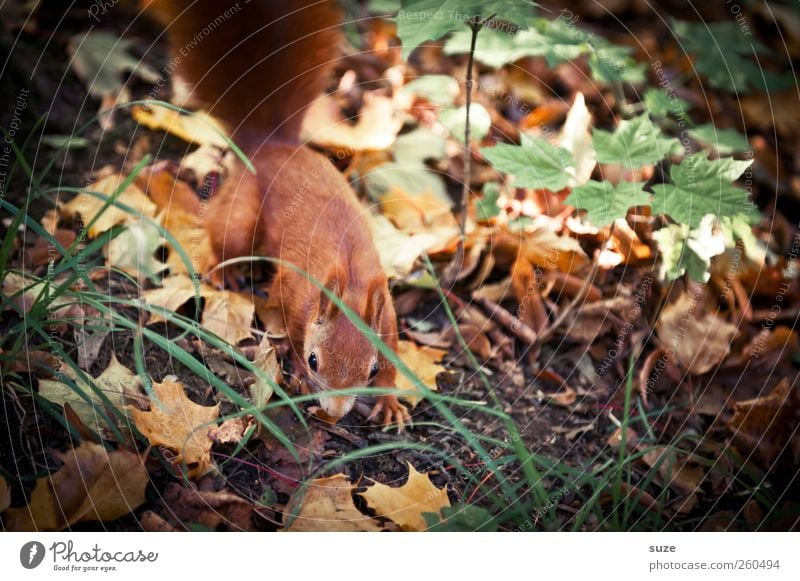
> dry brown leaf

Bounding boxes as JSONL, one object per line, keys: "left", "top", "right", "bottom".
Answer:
{"left": 140, "top": 275, "right": 255, "bottom": 344}
{"left": 641, "top": 447, "right": 705, "bottom": 496}
{"left": 132, "top": 105, "right": 228, "bottom": 147}
{"left": 2, "top": 272, "right": 72, "bottom": 317}
{"left": 396, "top": 340, "right": 446, "bottom": 408}
{"left": 544, "top": 385, "right": 577, "bottom": 408}
{"left": 518, "top": 217, "right": 588, "bottom": 274}
{"left": 160, "top": 483, "right": 254, "bottom": 531}
{"left": 301, "top": 93, "right": 401, "bottom": 151}
{"left": 283, "top": 474, "right": 384, "bottom": 532}
{"left": 201, "top": 288, "right": 255, "bottom": 344}
{"left": 140, "top": 274, "right": 199, "bottom": 324}
{"left": 130, "top": 378, "right": 220, "bottom": 478}
{"left": 358, "top": 462, "right": 450, "bottom": 531}
{"left": 63, "top": 175, "right": 157, "bottom": 238}
{"left": 208, "top": 417, "right": 249, "bottom": 445}
{"left": 728, "top": 378, "right": 799, "bottom": 466}
{"left": 656, "top": 291, "right": 737, "bottom": 375}
{"left": 251, "top": 333, "right": 282, "bottom": 408}
{"left": 368, "top": 213, "right": 442, "bottom": 278}
{"left": 0, "top": 476, "right": 10, "bottom": 513}
{"left": 1, "top": 443, "right": 147, "bottom": 531}
{"left": 159, "top": 204, "right": 216, "bottom": 275}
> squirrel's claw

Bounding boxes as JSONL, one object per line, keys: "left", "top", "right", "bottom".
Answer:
{"left": 368, "top": 394, "right": 411, "bottom": 433}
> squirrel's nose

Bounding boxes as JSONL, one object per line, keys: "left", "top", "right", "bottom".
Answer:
{"left": 318, "top": 394, "right": 355, "bottom": 420}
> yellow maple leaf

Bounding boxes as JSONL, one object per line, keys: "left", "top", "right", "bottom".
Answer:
{"left": 396, "top": 340, "right": 446, "bottom": 408}
{"left": 283, "top": 474, "right": 384, "bottom": 532}
{"left": 1, "top": 443, "right": 147, "bottom": 531}
{"left": 359, "top": 462, "right": 450, "bottom": 531}
{"left": 130, "top": 378, "right": 219, "bottom": 478}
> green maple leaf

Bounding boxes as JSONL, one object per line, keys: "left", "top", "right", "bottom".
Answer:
{"left": 651, "top": 153, "right": 754, "bottom": 228}
{"left": 476, "top": 182, "right": 502, "bottom": 221}
{"left": 481, "top": 135, "right": 574, "bottom": 191}
{"left": 688, "top": 124, "right": 751, "bottom": 155}
{"left": 444, "top": 17, "right": 643, "bottom": 83}
{"left": 593, "top": 114, "right": 681, "bottom": 169}
{"left": 565, "top": 180, "right": 648, "bottom": 227}
{"left": 642, "top": 87, "right": 690, "bottom": 120}
{"left": 395, "top": 0, "right": 537, "bottom": 58}
{"left": 673, "top": 20, "right": 793, "bottom": 93}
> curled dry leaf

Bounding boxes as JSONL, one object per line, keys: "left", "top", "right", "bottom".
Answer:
{"left": 728, "top": 378, "right": 800, "bottom": 467}
{"left": 63, "top": 175, "right": 157, "bottom": 238}
{"left": 130, "top": 378, "right": 220, "bottom": 479}
{"left": 251, "top": 334, "right": 282, "bottom": 408}
{"left": 105, "top": 219, "right": 168, "bottom": 280}
{"left": 396, "top": 340, "right": 447, "bottom": 408}
{"left": 656, "top": 290, "right": 737, "bottom": 375}
{"left": 358, "top": 462, "right": 450, "bottom": 531}
{"left": 1, "top": 443, "right": 147, "bottom": 531}
{"left": 283, "top": 474, "right": 384, "bottom": 532}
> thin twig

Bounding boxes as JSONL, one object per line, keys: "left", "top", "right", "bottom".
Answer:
{"left": 441, "top": 15, "right": 492, "bottom": 287}
{"left": 472, "top": 294, "right": 539, "bottom": 344}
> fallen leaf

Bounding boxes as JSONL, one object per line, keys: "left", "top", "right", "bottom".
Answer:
{"left": 132, "top": 105, "right": 228, "bottom": 148}
{"left": 130, "top": 378, "right": 220, "bottom": 478}
{"left": 301, "top": 93, "right": 401, "bottom": 151}
{"left": 251, "top": 334, "right": 282, "bottom": 408}
{"left": 140, "top": 273, "right": 199, "bottom": 324}
{"left": 359, "top": 462, "right": 450, "bottom": 531}
{"left": 656, "top": 290, "right": 737, "bottom": 375}
{"left": 0, "top": 476, "right": 10, "bottom": 512}
{"left": 140, "top": 274, "right": 255, "bottom": 344}
{"left": 1, "top": 272, "right": 72, "bottom": 317}
{"left": 283, "top": 474, "right": 384, "bottom": 532}
{"left": 105, "top": 219, "right": 168, "bottom": 280}
{"left": 201, "top": 287, "right": 255, "bottom": 345}
{"left": 38, "top": 353, "right": 142, "bottom": 437}
{"left": 396, "top": 341, "right": 446, "bottom": 408}
{"left": 63, "top": 175, "right": 157, "bottom": 238}
{"left": 2, "top": 443, "right": 147, "bottom": 531}
{"left": 160, "top": 483, "right": 254, "bottom": 531}
{"left": 208, "top": 417, "right": 248, "bottom": 445}
{"left": 728, "top": 378, "right": 799, "bottom": 466}
{"left": 641, "top": 447, "right": 705, "bottom": 496}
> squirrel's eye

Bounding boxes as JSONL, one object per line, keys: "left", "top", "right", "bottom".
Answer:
{"left": 369, "top": 361, "right": 379, "bottom": 379}
{"left": 308, "top": 352, "right": 318, "bottom": 372}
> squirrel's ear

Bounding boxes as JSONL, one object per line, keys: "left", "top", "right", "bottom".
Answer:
{"left": 316, "top": 267, "right": 345, "bottom": 321}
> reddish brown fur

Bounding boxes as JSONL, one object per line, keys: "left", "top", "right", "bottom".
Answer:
{"left": 158, "top": 0, "right": 408, "bottom": 425}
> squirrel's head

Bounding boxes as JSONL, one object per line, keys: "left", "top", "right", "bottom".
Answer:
{"left": 302, "top": 270, "right": 387, "bottom": 420}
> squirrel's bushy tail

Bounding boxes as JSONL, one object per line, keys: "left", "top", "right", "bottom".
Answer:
{"left": 152, "top": 0, "right": 341, "bottom": 149}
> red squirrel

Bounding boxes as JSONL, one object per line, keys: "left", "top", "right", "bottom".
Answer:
{"left": 153, "top": 0, "right": 410, "bottom": 428}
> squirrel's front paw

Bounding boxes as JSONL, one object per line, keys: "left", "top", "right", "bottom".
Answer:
{"left": 367, "top": 394, "right": 411, "bottom": 432}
